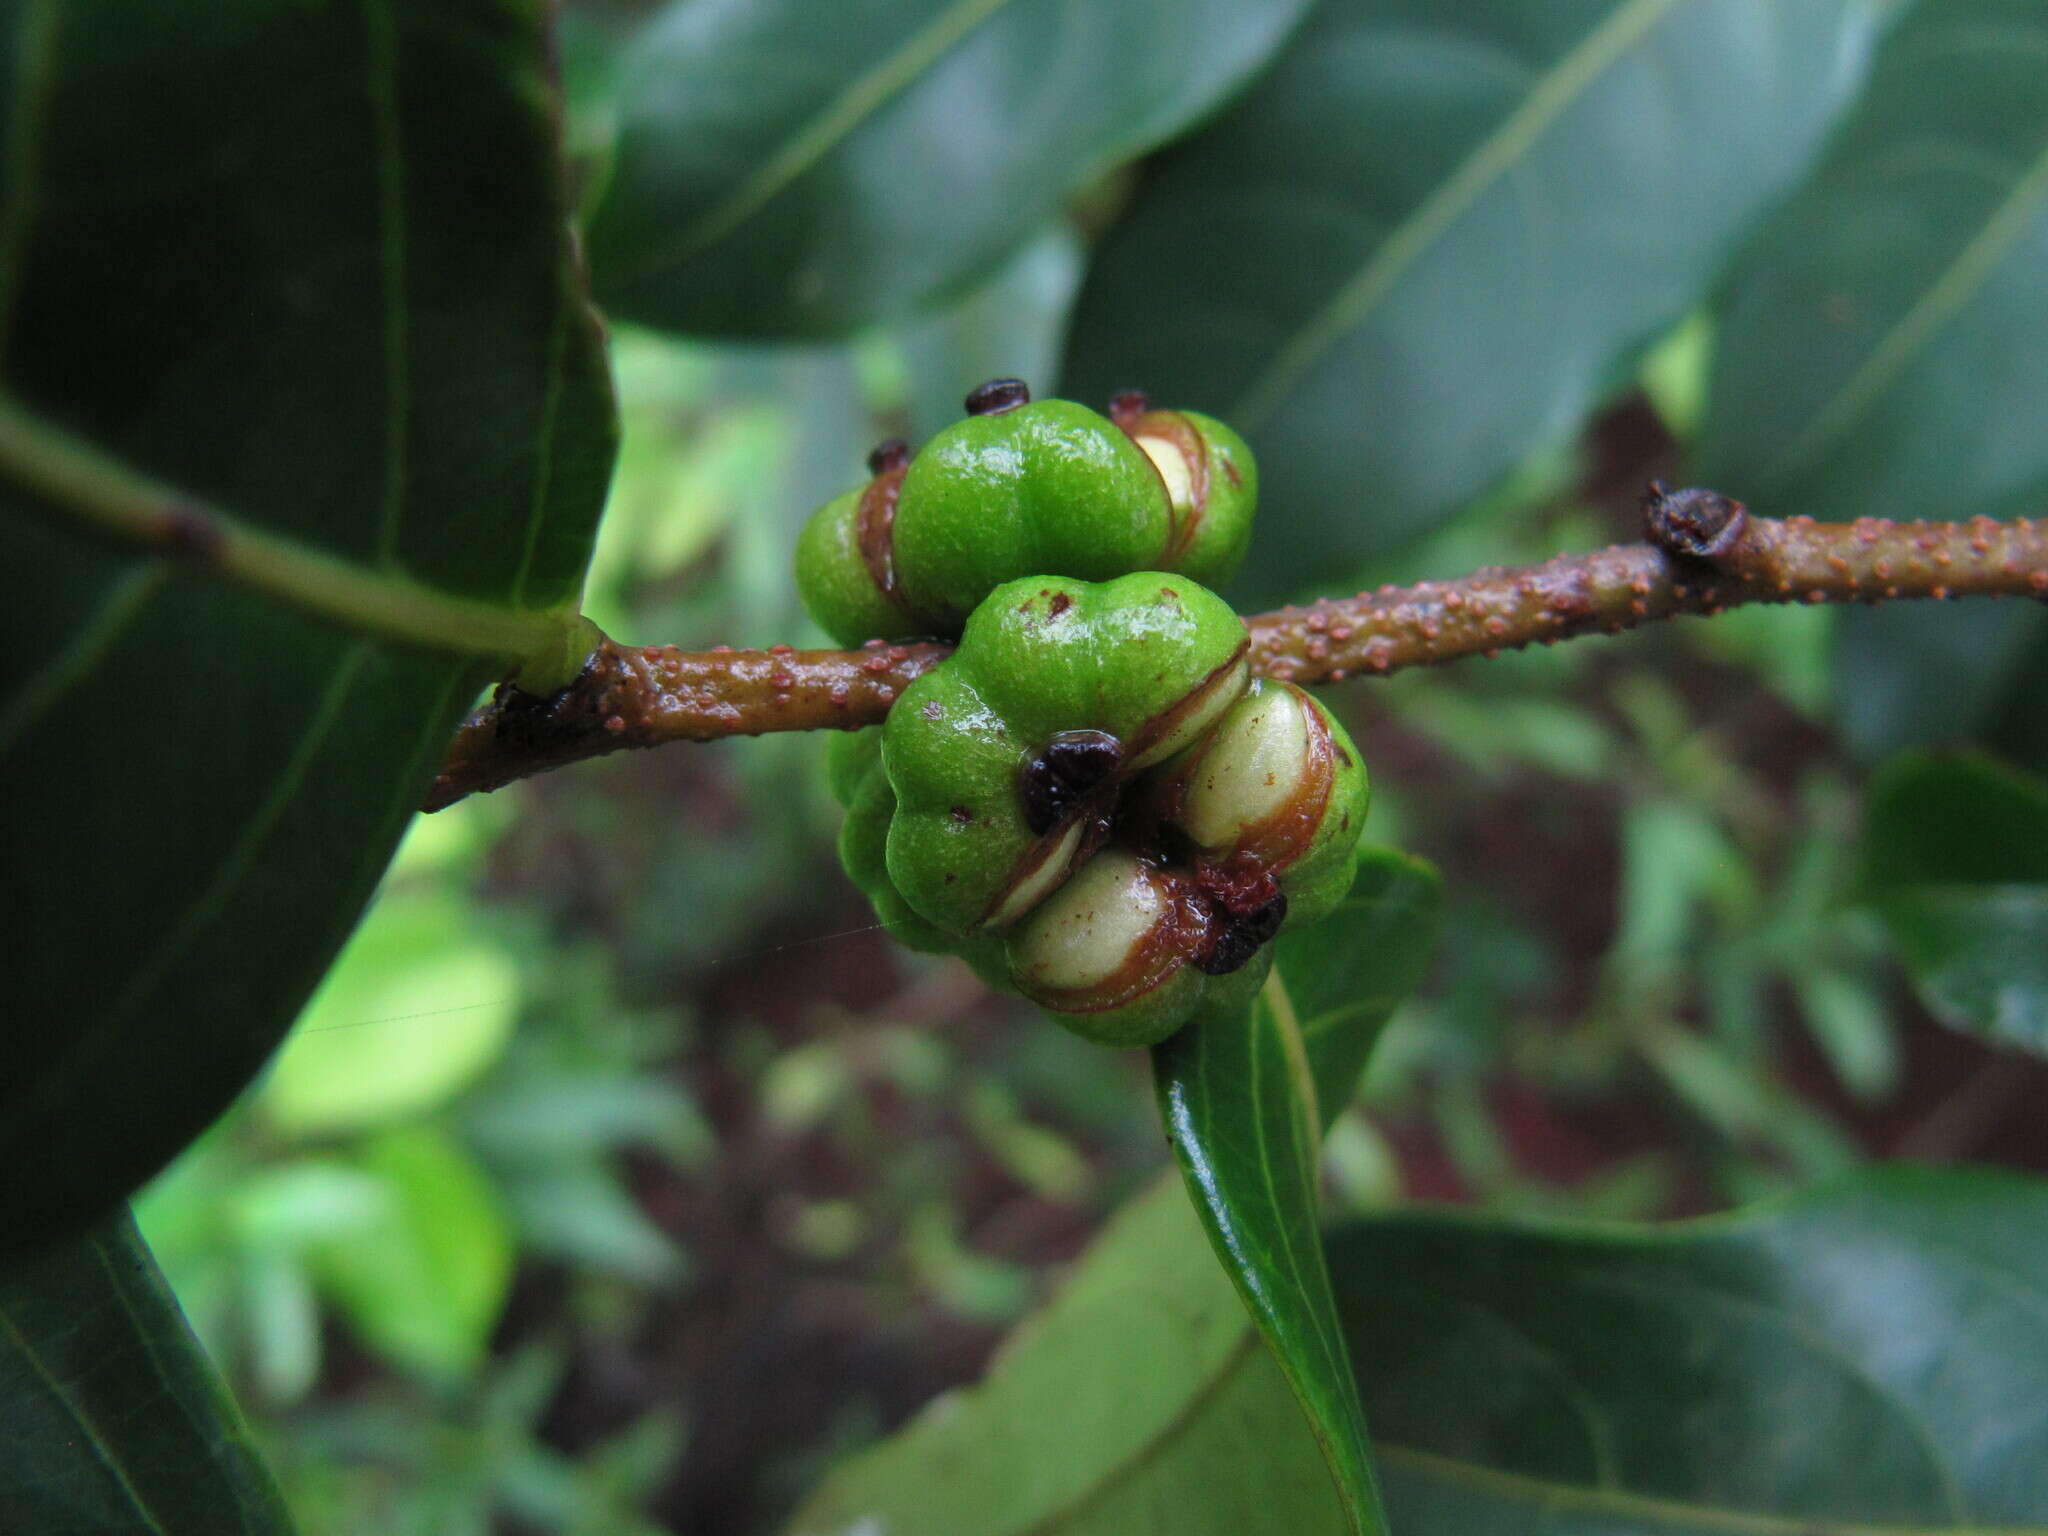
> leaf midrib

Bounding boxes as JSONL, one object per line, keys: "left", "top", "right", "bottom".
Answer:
{"left": 981, "top": 1336, "right": 2045, "bottom": 1536}
{"left": 1380, "top": 1445, "right": 2048, "bottom": 1536}
{"left": 1229, "top": 0, "right": 1684, "bottom": 430}
{"left": 1168, "top": 977, "right": 1382, "bottom": 1535}
{"left": 1250, "top": 969, "right": 1368, "bottom": 1519}
{"left": 1758, "top": 118, "right": 2048, "bottom": 488}
{"left": 0, "top": 396, "right": 584, "bottom": 666}
{"left": 1014, "top": 1328, "right": 1263, "bottom": 1536}
{"left": 610, "top": 0, "right": 1022, "bottom": 281}
{"left": 0, "top": 1295, "right": 174, "bottom": 1535}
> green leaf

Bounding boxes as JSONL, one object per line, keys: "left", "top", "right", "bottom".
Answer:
{"left": 0, "top": 1208, "right": 295, "bottom": 1535}
{"left": 584, "top": 0, "right": 1313, "bottom": 338}
{"left": 1334, "top": 1165, "right": 2048, "bottom": 1531}
{"left": 786, "top": 1175, "right": 1351, "bottom": 1535}
{"left": 1063, "top": 0, "right": 1886, "bottom": 600}
{"left": 259, "top": 888, "right": 522, "bottom": 1139}
{"left": 304, "top": 1127, "right": 515, "bottom": 1386}
{"left": 1155, "top": 978, "right": 1383, "bottom": 1533}
{"left": 1699, "top": 0, "right": 2048, "bottom": 761}
{"left": 1149, "top": 851, "right": 1445, "bottom": 1536}
{"left": 792, "top": 1165, "right": 2048, "bottom": 1535}
{"left": 0, "top": 0, "right": 616, "bottom": 1250}
{"left": 1859, "top": 751, "right": 2048, "bottom": 1053}
{"left": 1285, "top": 848, "right": 1445, "bottom": 1121}
{"left": 788, "top": 855, "right": 1440, "bottom": 1534}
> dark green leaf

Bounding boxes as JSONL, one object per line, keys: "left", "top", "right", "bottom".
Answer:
{"left": 1154, "top": 988, "right": 1377, "bottom": 1526}
{"left": 0, "top": 1208, "right": 294, "bottom": 1535}
{"left": 304, "top": 1127, "right": 515, "bottom": 1385}
{"left": 1285, "top": 847, "right": 1444, "bottom": 1121}
{"left": 786, "top": 1175, "right": 1351, "bottom": 1535}
{"left": 1334, "top": 1165, "right": 2048, "bottom": 1531}
{"left": 0, "top": 0, "right": 617, "bottom": 1250}
{"left": 796, "top": 1166, "right": 2048, "bottom": 1534}
{"left": 1149, "top": 851, "right": 1445, "bottom": 1536}
{"left": 585, "top": 0, "right": 1313, "bottom": 337}
{"left": 1064, "top": 0, "right": 1885, "bottom": 600}
{"left": 1859, "top": 751, "right": 2048, "bottom": 1052}
{"left": 1699, "top": 0, "right": 2048, "bottom": 761}
{"left": 1835, "top": 604, "right": 2048, "bottom": 768}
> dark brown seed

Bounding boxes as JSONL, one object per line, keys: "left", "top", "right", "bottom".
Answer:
{"left": 866, "top": 437, "right": 911, "bottom": 475}
{"left": 1019, "top": 729, "right": 1123, "bottom": 834}
{"left": 965, "top": 377, "right": 1030, "bottom": 416}
{"left": 1196, "top": 892, "right": 1287, "bottom": 976}
{"left": 1107, "top": 388, "right": 1151, "bottom": 424}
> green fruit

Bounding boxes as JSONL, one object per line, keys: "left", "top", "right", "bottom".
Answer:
{"left": 881, "top": 572, "right": 1251, "bottom": 937}
{"left": 822, "top": 580, "right": 1370, "bottom": 1050}
{"left": 795, "top": 482, "right": 914, "bottom": 649}
{"left": 1003, "top": 848, "right": 1271, "bottom": 1047}
{"left": 794, "top": 385, "right": 1257, "bottom": 646}
{"left": 828, "top": 728, "right": 1009, "bottom": 984}
{"left": 1107, "top": 392, "right": 1259, "bottom": 592}
{"left": 1154, "top": 678, "right": 1370, "bottom": 932}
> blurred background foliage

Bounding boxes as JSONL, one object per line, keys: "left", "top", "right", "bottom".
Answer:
{"left": 121, "top": 0, "right": 2048, "bottom": 1530}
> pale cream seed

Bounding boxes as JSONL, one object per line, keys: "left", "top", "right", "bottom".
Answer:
{"left": 1008, "top": 849, "right": 1170, "bottom": 992}
{"left": 1135, "top": 433, "right": 1195, "bottom": 511}
{"left": 1178, "top": 682, "right": 1309, "bottom": 850}
{"left": 983, "top": 817, "right": 1088, "bottom": 930}
{"left": 1127, "top": 654, "right": 1251, "bottom": 771}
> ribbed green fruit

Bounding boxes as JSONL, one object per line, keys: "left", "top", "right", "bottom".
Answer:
{"left": 882, "top": 572, "right": 1250, "bottom": 937}
{"left": 795, "top": 395, "right": 1256, "bottom": 646}
{"left": 1156, "top": 678, "right": 1370, "bottom": 932}
{"left": 823, "top": 579, "right": 1371, "bottom": 1050}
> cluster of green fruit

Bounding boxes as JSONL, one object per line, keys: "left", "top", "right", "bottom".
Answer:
{"left": 798, "top": 382, "right": 1368, "bottom": 1046}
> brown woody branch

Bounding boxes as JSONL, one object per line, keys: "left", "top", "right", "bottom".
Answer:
{"left": 424, "top": 490, "right": 2048, "bottom": 811}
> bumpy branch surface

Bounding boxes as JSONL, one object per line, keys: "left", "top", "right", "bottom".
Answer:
{"left": 425, "top": 639, "right": 951, "bottom": 810}
{"left": 424, "top": 490, "right": 2048, "bottom": 811}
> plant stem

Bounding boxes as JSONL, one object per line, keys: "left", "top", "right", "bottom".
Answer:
{"left": 425, "top": 637, "right": 950, "bottom": 810}
{"left": 424, "top": 487, "right": 2048, "bottom": 810}
{"left": 0, "top": 396, "right": 592, "bottom": 684}
{"left": 1249, "top": 486, "right": 2048, "bottom": 683}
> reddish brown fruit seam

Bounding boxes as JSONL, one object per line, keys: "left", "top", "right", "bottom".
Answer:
{"left": 1117, "top": 408, "right": 1211, "bottom": 565}
{"left": 1015, "top": 867, "right": 1209, "bottom": 1015}
{"left": 854, "top": 462, "right": 913, "bottom": 614}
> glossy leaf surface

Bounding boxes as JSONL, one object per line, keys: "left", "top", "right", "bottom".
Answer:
{"left": 0, "top": 0, "right": 617, "bottom": 1249}
{"left": 1287, "top": 848, "right": 1444, "bottom": 1119}
{"left": 0, "top": 1209, "right": 294, "bottom": 1534}
{"left": 785, "top": 1175, "right": 1349, "bottom": 1535}
{"left": 1150, "top": 850, "right": 1444, "bottom": 1534}
{"left": 1340, "top": 1165, "right": 2048, "bottom": 1531}
{"left": 797, "top": 1166, "right": 2048, "bottom": 1535}
{"left": 585, "top": 0, "right": 1312, "bottom": 337}
{"left": 1699, "top": 0, "right": 2048, "bottom": 761}
{"left": 1859, "top": 752, "right": 2048, "bottom": 1053}
{"left": 1065, "top": 0, "right": 1884, "bottom": 600}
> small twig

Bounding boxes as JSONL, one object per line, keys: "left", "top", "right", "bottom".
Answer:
{"left": 424, "top": 491, "right": 2048, "bottom": 810}
{"left": 425, "top": 638, "right": 949, "bottom": 810}
{"left": 1249, "top": 487, "right": 2048, "bottom": 682}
